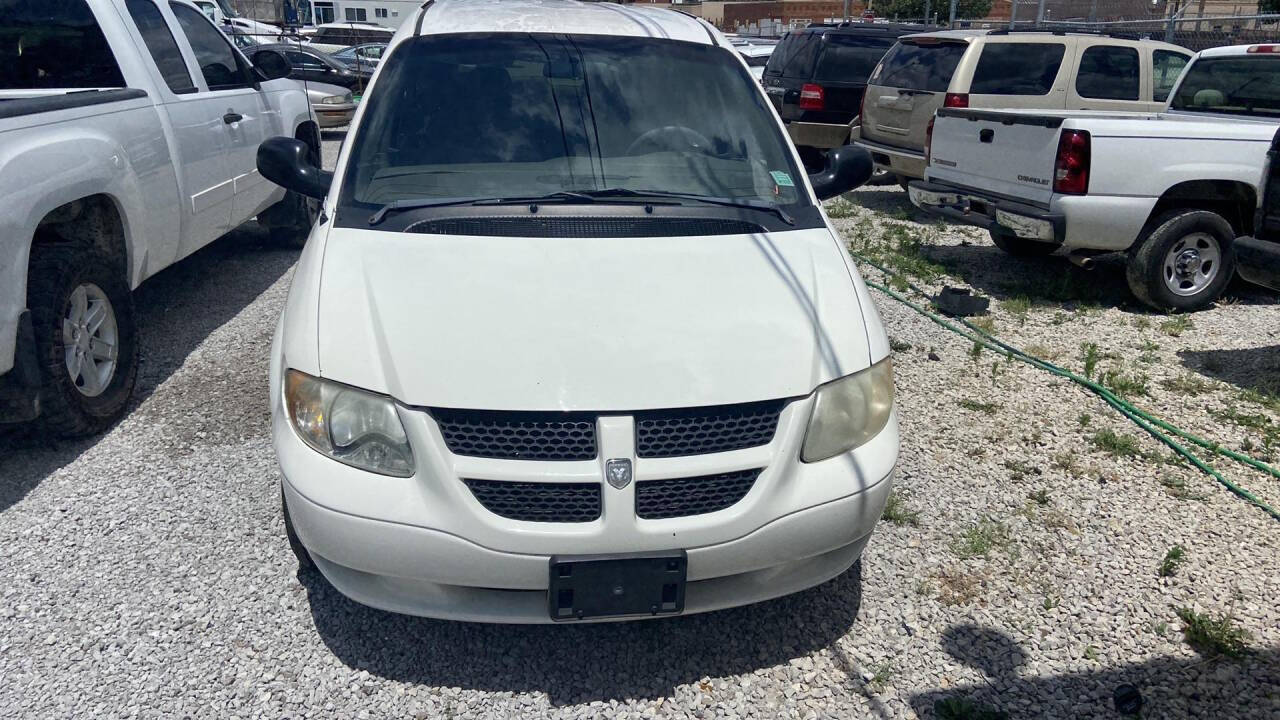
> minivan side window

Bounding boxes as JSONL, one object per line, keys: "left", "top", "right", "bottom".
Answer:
{"left": 126, "top": 0, "right": 197, "bottom": 94}
{"left": 969, "top": 43, "right": 1066, "bottom": 96}
{"left": 0, "top": 0, "right": 126, "bottom": 90}
{"left": 169, "top": 2, "right": 254, "bottom": 90}
{"left": 873, "top": 40, "right": 967, "bottom": 92}
{"left": 1076, "top": 45, "right": 1139, "bottom": 101}
{"left": 814, "top": 35, "right": 894, "bottom": 83}
{"left": 1152, "top": 50, "right": 1190, "bottom": 103}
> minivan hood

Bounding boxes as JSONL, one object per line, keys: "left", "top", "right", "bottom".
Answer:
{"left": 315, "top": 227, "right": 871, "bottom": 410}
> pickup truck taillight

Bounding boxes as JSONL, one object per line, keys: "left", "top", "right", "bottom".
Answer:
{"left": 943, "top": 93, "right": 969, "bottom": 109}
{"left": 799, "top": 84, "right": 826, "bottom": 111}
{"left": 925, "top": 117, "right": 935, "bottom": 165}
{"left": 1054, "top": 129, "right": 1091, "bottom": 195}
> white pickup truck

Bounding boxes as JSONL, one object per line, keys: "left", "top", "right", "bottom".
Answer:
{"left": 0, "top": 0, "right": 316, "bottom": 436}
{"left": 909, "top": 44, "right": 1280, "bottom": 311}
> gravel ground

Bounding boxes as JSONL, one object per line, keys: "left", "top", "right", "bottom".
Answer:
{"left": 1, "top": 141, "right": 1277, "bottom": 718}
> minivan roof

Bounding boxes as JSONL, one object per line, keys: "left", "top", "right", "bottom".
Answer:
{"left": 412, "top": 0, "right": 720, "bottom": 47}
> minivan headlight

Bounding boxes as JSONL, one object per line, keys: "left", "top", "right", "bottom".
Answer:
{"left": 284, "top": 370, "right": 414, "bottom": 477}
{"left": 801, "top": 358, "right": 895, "bottom": 463}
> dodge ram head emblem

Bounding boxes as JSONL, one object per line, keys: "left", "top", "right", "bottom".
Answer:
{"left": 605, "top": 459, "right": 633, "bottom": 489}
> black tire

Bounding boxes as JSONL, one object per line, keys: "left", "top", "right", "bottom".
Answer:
{"left": 262, "top": 190, "right": 318, "bottom": 249}
{"left": 1126, "top": 209, "right": 1236, "bottom": 312}
{"left": 990, "top": 229, "right": 1058, "bottom": 257}
{"left": 28, "top": 245, "right": 138, "bottom": 438}
{"left": 282, "top": 489, "right": 316, "bottom": 572}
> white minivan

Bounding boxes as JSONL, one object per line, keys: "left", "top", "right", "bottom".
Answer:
{"left": 258, "top": 0, "right": 898, "bottom": 623}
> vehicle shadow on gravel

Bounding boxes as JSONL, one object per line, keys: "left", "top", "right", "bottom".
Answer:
{"left": 0, "top": 224, "right": 297, "bottom": 511}
{"left": 910, "top": 624, "right": 1280, "bottom": 719}
{"left": 1179, "top": 344, "right": 1280, "bottom": 396}
{"left": 300, "top": 563, "right": 864, "bottom": 705}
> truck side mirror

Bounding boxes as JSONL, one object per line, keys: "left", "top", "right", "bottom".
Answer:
{"left": 258, "top": 137, "right": 331, "bottom": 200}
{"left": 808, "top": 145, "right": 874, "bottom": 201}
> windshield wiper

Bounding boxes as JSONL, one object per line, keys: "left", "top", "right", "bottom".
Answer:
{"left": 580, "top": 188, "right": 795, "bottom": 226}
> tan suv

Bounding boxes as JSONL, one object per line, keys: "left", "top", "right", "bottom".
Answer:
{"left": 853, "top": 30, "right": 1192, "bottom": 186}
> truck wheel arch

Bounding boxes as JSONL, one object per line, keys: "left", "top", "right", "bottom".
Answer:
{"left": 1144, "top": 180, "right": 1256, "bottom": 238}
{"left": 29, "top": 195, "right": 132, "bottom": 288}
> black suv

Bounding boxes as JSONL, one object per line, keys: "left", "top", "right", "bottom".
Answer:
{"left": 1237, "top": 127, "right": 1280, "bottom": 292}
{"left": 763, "top": 23, "right": 926, "bottom": 169}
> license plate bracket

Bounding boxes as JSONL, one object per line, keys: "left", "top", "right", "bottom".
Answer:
{"left": 548, "top": 551, "right": 686, "bottom": 621}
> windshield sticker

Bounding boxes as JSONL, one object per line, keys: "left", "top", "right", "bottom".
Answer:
{"left": 770, "top": 171, "right": 795, "bottom": 187}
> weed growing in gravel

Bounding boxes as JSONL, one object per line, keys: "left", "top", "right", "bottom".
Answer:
{"left": 1027, "top": 488, "right": 1051, "bottom": 506}
{"left": 968, "top": 341, "right": 983, "bottom": 360}
{"left": 935, "top": 696, "right": 1008, "bottom": 720}
{"left": 957, "top": 398, "right": 999, "bottom": 414}
{"left": 1078, "top": 413, "right": 1091, "bottom": 427}
{"left": 915, "top": 579, "right": 934, "bottom": 596}
{"left": 848, "top": 223, "right": 946, "bottom": 285}
{"left": 1084, "top": 645, "right": 1100, "bottom": 661}
{"left": 1239, "top": 385, "right": 1280, "bottom": 414}
{"left": 1051, "top": 311, "right": 1070, "bottom": 325}
{"left": 1081, "top": 343, "right": 1101, "bottom": 379}
{"left": 825, "top": 199, "right": 857, "bottom": 219}
{"left": 1091, "top": 429, "right": 1141, "bottom": 458}
{"left": 936, "top": 570, "right": 983, "bottom": 605}
{"left": 1102, "top": 369, "right": 1150, "bottom": 398}
{"left": 866, "top": 662, "right": 895, "bottom": 692}
{"left": 889, "top": 337, "right": 913, "bottom": 352}
{"left": 1131, "top": 316, "right": 1151, "bottom": 330}
{"left": 1159, "top": 545, "right": 1186, "bottom": 577}
{"left": 882, "top": 492, "right": 921, "bottom": 527}
{"left": 1003, "top": 459, "right": 1039, "bottom": 481}
{"left": 1043, "top": 595, "right": 1061, "bottom": 611}
{"left": 1003, "top": 296, "right": 1032, "bottom": 324}
{"left": 1210, "top": 407, "right": 1279, "bottom": 450}
{"left": 951, "top": 518, "right": 1012, "bottom": 559}
{"left": 1041, "top": 508, "right": 1078, "bottom": 533}
{"left": 1138, "top": 341, "right": 1160, "bottom": 364}
{"left": 1175, "top": 607, "right": 1251, "bottom": 658}
{"left": 1160, "top": 315, "right": 1194, "bottom": 337}
{"left": 1022, "top": 343, "right": 1060, "bottom": 361}
{"left": 1161, "top": 374, "right": 1213, "bottom": 395}
{"left": 1051, "top": 452, "right": 1078, "bottom": 474}
{"left": 1150, "top": 620, "right": 1169, "bottom": 637}
{"left": 968, "top": 315, "right": 996, "bottom": 333}
{"left": 1160, "top": 476, "right": 1208, "bottom": 502}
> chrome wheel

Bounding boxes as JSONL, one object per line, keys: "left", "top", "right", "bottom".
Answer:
{"left": 1163, "top": 232, "right": 1221, "bottom": 297}
{"left": 62, "top": 283, "right": 118, "bottom": 398}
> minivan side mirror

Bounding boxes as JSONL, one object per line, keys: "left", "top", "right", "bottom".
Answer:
{"left": 808, "top": 145, "right": 874, "bottom": 201}
{"left": 258, "top": 137, "right": 332, "bottom": 200}
{"left": 252, "top": 49, "right": 293, "bottom": 82}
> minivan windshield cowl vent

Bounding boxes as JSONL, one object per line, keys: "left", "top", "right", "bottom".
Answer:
{"left": 404, "top": 216, "right": 768, "bottom": 238}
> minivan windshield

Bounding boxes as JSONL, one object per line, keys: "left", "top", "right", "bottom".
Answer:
{"left": 340, "top": 34, "right": 807, "bottom": 220}
{"left": 1169, "top": 56, "right": 1280, "bottom": 118}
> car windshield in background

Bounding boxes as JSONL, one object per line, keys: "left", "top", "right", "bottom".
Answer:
{"left": 814, "top": 35, "right": 894, "bottom": 83}
{"left": 1170, "top": 56, "right": 1280, "bottom": 117}
{"left": 340, "top": 33, "right": 807, "bottom": 218}
{"left": 873, "top": 40, "right": 966, "bottom": 92}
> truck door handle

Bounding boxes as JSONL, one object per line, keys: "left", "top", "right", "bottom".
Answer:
{"left": 980, "top": 129, "right": 994, "bottom": 143}
{"left": 223, "top": 112, "right": 243, "bottom": 125}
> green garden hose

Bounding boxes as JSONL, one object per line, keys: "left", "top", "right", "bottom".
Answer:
{"left": 850, "top": 252, "right": 1280, "bottom": 522}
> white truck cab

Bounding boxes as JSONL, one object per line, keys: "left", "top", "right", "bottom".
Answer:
{"left": 910, "top": 43, "right": 1280, "bottom": 311}
{"left": 259, "top": 0, "right": 897, "bottom": 623}
{"left": 0, "top": 0, "right": 315, "bottom": 434}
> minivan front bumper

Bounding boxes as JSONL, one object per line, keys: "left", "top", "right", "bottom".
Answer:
{"left": 275, "top": 394, "right": 897, "bottom": 623}
{"left": 908, "top": 180, "right": 1065, "bottom": 244}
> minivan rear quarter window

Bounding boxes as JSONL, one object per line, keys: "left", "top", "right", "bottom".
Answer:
{"left": 873, "top": 40, "right": 966, "bottom": 92}
{"left": 969, "top": 42, "right": 1065, "bottom": 95}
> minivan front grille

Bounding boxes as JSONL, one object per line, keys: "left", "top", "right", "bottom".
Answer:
{"left": 635, "top": 469, "right": 762, "bottom": 520}
{"left": 432, "top": 409, "right": 597, "bottom": 461}
{"left": 464, "top": 479, "right": 601, "bottom": 523}
{"left": 635, "top": 400, "right": 786, "bottom": 458}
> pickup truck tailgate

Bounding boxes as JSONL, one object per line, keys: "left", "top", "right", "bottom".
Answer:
{"left": 926, "top": 109, "right": 1065, "bottom": 207}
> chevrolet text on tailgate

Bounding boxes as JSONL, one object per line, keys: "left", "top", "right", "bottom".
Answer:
{"left": 257, "top": 0, "right": 895, "bottom": 623}
{"left": 910, "top": 44, "right": 1280, "bottom": 311}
